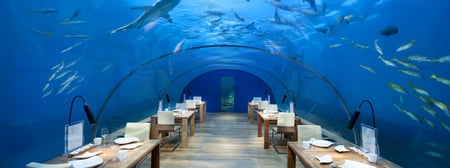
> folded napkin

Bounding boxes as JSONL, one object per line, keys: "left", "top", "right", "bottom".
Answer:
{"left": 26, "top": 162, "right": 71, "bottom": 168}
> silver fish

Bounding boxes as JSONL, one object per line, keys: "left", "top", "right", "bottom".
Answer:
{"left": 397, "top": 69, "right": 424, "bottom": 79}
{"left": 378, "top": 55, "right": 396, "bottom": 67}
{"left": 408, "top": 83, "right": 430, "bottom": 96}
{"left": 387, "top": 82, "right": 408, "bottom": 95}
{"left": 374, "top": 39, "right": 383, "bottom": 55}
{"left": 396, "top": 39, "right": 416, "bottom": 52}
{"left": 358, "top": 64, "right": 377, "bottom": 74}
{"left": 391, "top": 58, "right": 420, "bottom": 70}
{"left": 433, "top": 55, "right": 450, "bottom": 63}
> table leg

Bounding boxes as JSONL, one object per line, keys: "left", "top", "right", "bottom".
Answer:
{"left": 257, "top": 114, "right": 262, "bottom": 137}
{"left": 181, "top": 118, "right": 188, "bottom": 148}
{"left": 151, "top": 143, "right": 160, "bottom": 168}
{"left": 264, "top": 120, "right": 269, "bottom": 149}
{"left": 190, "top": 113, "right": 195, "bottom": 136}
{"left": 287, "top": 143, "right": 296, "bottom": 168}
{"left": 150, "top": 117, "right": 158, "bottom": 139}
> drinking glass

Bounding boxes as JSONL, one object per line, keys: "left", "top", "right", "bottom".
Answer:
{"left": 101, "top": 128, "right": 109, "bottom": 146}
{"left": 110, "top": 143, "right": 119, "bottom": 161}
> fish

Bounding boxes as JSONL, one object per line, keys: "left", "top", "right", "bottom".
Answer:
{"left": 378, "top": 55, "right": 396, "bottom": 67}
{"left": 64, "top": 8, "right": 81, "bottom": 22}
{"left": 55, "top": 70, "right": 72, "bottom": 80}
{"left": 387, "top": 82, "right": 408, "bottom": 95}
{"left": 42, "top": 83, "right": 50, "bottom": 92}
{"left": 397, "top": 69, "right": 424, "bottom": 79}
{"left": 392, "top": 103, "right": 402, "bottom": 112}
{"left": 430, "top": 74, "right": 450, "bottom": 87}
{"left": 374, "top": 39, "right": 383, "bottom": 55}
{"left": 417, "top": 96, "right": 434, "bottom": 107}
{"left": 61, "top": 71, "right": 79, "bottom": 86}
{"left": 28, "top": 8, "right": 58, "bottom": 14}
{"left": 407, "top": 55, "right": 433, "bottom": 62}
{"left": 421, "top": 105, "right": 437, "bottom": 118}
{"left": 232, "top": 10, "right": 245, "bottom": 22}
{"left": 351, "top": 41, "right": 369, "bottom": 49}
{"left": 64, "top": 34, "right": 91, "bottom": 39}
{"left": 60, "top": 41, "right": 83, "bottom": 54}
{"left": 30, "top": 28, "right": 52, "bottom": 37}
{"left": 391, "top": 58, "right": 420, "bottom": 70}
{"left": 422, "top": 118, "right": 434, "bottom": 128}
{"left": 110, "top": 0, "right": 181, "bottom": 34}
{"left": 60, "top": 20, "right": 87, "bottom": 25}
{"left": 315, "top": 25, "right": 334, "bottom": 34}
{"left": 401, "top": 108, "right": 422, "bottom": 123}
{"left": 303, "top": 0, "right": 317, "bottom": 11}
{"left": 433, "top": 55, "right": 450, "bottom": 63}
{"left": 329, "top": 43, "right": 342, "bottom": 48}
{"left": 407, "top": 83, "right": 430, "bottom": 96}
{"left": 173, "top": 38, "right": 186, "bottom": 53}
{"left": 425, "top": 151, "right": 444, "bottom": 158}
{"left": 336, "top": 14, "right": 354, "bottom": 25}
{"left": 380, "top": 25, "right": 398, "bottom": 36}
{"left": 204, "top": 10, "right": 226, "bottom": 17}
{"left": 427, "top": 97, "right": 450, "bottom": 113}
{"left": 358, "top": 64, "right": 378, "bottom": 74}
{"left": 396, "top": 39, "right": 416, "bottom": 52}
{"left": 441, "top": 122, "right": 450, "bottom": 132}
{"left": 41, "top": 89, "right": 53, "bottom": 99}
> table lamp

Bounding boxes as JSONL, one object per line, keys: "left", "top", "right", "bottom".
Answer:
{"left": 347, "top": 99, "right": 376, "bottom": 130}
{"left": 68, "top": 95, "right": 96, "bottom": 125}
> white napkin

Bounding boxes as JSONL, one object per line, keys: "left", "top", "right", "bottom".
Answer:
{"left": 26, "top": 162, "right": 71, "bottom": 168}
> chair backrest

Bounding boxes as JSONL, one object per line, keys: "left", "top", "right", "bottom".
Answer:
{"left": 158, "top": 111, "right": 175, "bottom": 125}
{"left": 297, "top": 125, "right": 322, "bottom": 141}
{"left": 124, "top": 122, "right": 150, "bottom": 141}
{"left": 258, "top": 100, "right": 269, "bottom": 110}
{"left": 266, "top": 104, "right": 278, "bottom": 112}
{"left": 193, "top": 96, "right": 202, "bottom": 102}
{"left": 175, "top": 103, "right": 187, "bottom": 110}
{"left": 185, "top": 100, "right": 197, "bottom": 109}
{"left": 277, "top": 113, "right": 295, "bottom": 127}
{"left": 253, "top": 97, "right": 262, "bottom": 102}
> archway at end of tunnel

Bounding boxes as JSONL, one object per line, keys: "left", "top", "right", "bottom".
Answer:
{"left": 181, "top": 69, "right": 272, "bottom": 113}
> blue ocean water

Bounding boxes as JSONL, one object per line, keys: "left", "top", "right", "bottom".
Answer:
{"left": 1, "top": 0, "right": 449, "bottom": 167}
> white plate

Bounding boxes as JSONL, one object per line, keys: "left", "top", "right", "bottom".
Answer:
{"left": 72, "top": 151, "right": 102, "bottom": 159}
{"left": 339, "top": 160, "right": 375, "bottom": 168}
{"left": 69, "top": 156, "right": 103, "bottom": 168}
{"left": 311, "top": 140, "right": 334, "bottom": 148}
{"left": 114, "top": 137, "right": 139, "bottom": 144}
{"left": 315, "top": 155, "right": 333, "bottom": 164}
{"left": 120, "top": 142, "right": 143, "bottom": 150}
{"left": 334, "top": 145, "right": 350, "bottom": 152}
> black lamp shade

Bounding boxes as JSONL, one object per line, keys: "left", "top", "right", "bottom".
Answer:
{"left": 83, "top": 104, "right": 96, "bottom": 125}
{"left": 347, "top": 111, "right": 361, "bottom": 130}
{"left": 281, "top": 94, "right": 287, "bottom": 104}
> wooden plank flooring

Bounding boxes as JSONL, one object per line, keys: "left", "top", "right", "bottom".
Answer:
{"left": 156, "top": 112, "right": 304, "bottom": 168}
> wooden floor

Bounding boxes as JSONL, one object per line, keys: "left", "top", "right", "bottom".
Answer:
{"left": 156, "top": 112, "right": 304, "bottom": 168}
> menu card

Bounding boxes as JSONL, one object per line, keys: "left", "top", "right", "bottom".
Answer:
{"left": 65, "top": 120, "right": 84, "bottom": 154}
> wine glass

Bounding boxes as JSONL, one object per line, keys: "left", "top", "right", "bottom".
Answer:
{"left": 101, "top": 128, "right": 109, "bottom": 146}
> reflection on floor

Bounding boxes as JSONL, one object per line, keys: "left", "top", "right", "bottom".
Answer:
{"left": 150, "top": 112, "right": 304, "bottom": 168}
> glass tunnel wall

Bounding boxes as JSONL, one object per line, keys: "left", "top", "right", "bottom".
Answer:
{"left": 1, "top": 0, "right": 450, "bottom": 167}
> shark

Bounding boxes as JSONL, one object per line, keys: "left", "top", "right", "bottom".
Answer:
{"left": 110, "top": 0, "right": 180, "bottom": 35}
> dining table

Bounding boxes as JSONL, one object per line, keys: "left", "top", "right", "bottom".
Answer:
{"left": 287, "top": 141, "right": 401, "bottom": 168}
{"left": 46, "top": 139, "right": 160, "bottom": 168}
{"left": 257, "top": 111, "right": 301, "bottom": 149}
{"left": 150, "top": 110, "right": 195, "bottom": 148}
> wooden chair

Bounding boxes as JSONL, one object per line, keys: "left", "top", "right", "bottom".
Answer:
{"left": 124, "top": 122, "right": 150, "bottom": 141}
{"left": 297, "top": 125, "right": 322, "bottom": 142}
{"left": 157, "top": 111, "right": 180, "bottom": 152}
